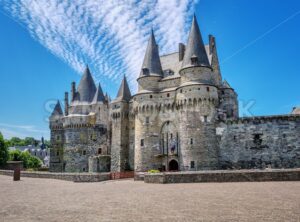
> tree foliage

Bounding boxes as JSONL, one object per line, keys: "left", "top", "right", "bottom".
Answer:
{"left": 0, "top": 132, "right": 9, "bottom": 166}
{"left": 9, "top": 150, "right": 42, "bottom": 169}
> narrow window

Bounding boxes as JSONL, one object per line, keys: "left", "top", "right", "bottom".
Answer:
{"left": 146, "top": 117, "right": 149, "bottom": 124}
{"left": 98, "top": 148, "right": 102, "bottom": 155}
{"left": 190, "top": 138, "right": 193, "bottom": 145}
{"left": 170, "top": 133, "right": 173, "bottom": 139}
{"left": 191, "top": 56, "right": 198, "bottom": 65}
{"left": 206, "top": 87, "right": 210, "bottom": 92}
{"left": 56, "top": 151, "right": 59, "bottom": 156}
{"left": 141, "top": 139, "right": 144, "bottom": 146}
{"left": 180, "top": 89, "right": 183, "bottom": 93}
{"left": 204, "top": 116, "right": 208, "bottom": 123}
{"left": 150, "top": 95, "right": 153, "bottom": 99}
{"left": 142, "top": 68, "right": 149, "bottom": 75}
{"left": 82, "top": 150, "right": 86, "bottom": 155}
{"left": 191, "top": 161, "right": 195, "bottom": 169}
{"left": 233, "top": 135, "right": 236, "bottom": 141}
{"left": 83, "top": 168, "right": 86, "bottom": 172}
{"left": 222, "top": 90, "right": 225, "bottom": 95}
{"left": 167, "top": 93, "right": 170, "bottom": 97}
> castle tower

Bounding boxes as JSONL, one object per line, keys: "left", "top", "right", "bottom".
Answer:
{"left": 49, "top": 101, "right": 65, "bottom": 172}
{"left": 180, "top": 15, "right": 212, "bottom": 83}
{"left": 110, "top": 76, "right": 132, "bottom": 172}
{"left": 137, "top": 30, "right": 163, "bottom": 91}
{"left": 177, "top": 15, "right": 219, "bottom": 170}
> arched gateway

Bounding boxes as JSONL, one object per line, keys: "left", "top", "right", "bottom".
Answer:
{"left": 169, "top": 159, "right": 179, "bottom": 171}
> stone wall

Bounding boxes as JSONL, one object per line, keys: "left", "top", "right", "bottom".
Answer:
{"left": 0, "top": 170, "right": 110, "bottom": 182}
{"left": 218, "top": 115, "right": 300, "bottom": 169}
{"left": 144, "top": 168, "right": 300, "bottom": 183}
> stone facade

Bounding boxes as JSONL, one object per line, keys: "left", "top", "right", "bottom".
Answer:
{"left": 49, "top": 15, "right": 300, "bottom": 173}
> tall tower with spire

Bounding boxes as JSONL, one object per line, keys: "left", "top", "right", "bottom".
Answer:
{"left": 110, "top": 76, "right": 133, "bottom": 173}
{"left": 49, "top": 101, "right": 65, "bottom": 172}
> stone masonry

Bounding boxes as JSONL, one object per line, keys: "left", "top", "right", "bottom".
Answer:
{"left": 49, "top": 15, "right": 300, "bottom": 173}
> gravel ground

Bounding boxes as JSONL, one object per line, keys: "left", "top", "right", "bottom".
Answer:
{"left": 0, "top": 175, "right": 299, "bottom": 222}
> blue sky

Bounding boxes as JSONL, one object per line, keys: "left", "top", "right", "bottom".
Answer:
{"left": 0, "top": 0, "right": 299, "bottom": 140}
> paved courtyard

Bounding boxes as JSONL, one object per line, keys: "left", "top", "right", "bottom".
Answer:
{"left": 0, "top": 175, "right": 299, "bottom": 222}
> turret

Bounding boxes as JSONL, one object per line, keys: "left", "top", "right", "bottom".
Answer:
{"left": 49, "top": 100, "right": 64, "bottom": 172}
{"left": 137, "top": 30, "right": 163, "bottom": 91}
{"left": 110, "top": 76, "right": 132, "bottom": 172}
{"left": 92, "top": 83, "right": 105, "bottom": 103}
{"left": 219, "top": 80, "right": 238, "bottom": 119}
{"left": 74, "top": 65, "right": 96, "bottom": 102}
{"left": 179, "top": 15, "right": 212, "bottom": 83}
{"left": 209, "top": 35, "right": 222, "bottom": 86}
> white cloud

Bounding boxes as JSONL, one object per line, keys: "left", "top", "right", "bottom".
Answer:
{"left": 1, "top": 0, "right": 196, "bottom": 93}
{"left": 0, "top": 123, "right": 49, "bottom": 139}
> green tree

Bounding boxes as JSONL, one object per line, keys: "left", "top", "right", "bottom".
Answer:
{"left": 9, "top": 150, "right": 41, "bottom": 169}
{"left": 24, "top": 137, "right": 36, "bottom": 146}
{"left": 0, "top": 132, "right": 9, "bottom": 167}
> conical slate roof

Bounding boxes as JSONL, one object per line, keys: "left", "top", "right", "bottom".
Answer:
{"left": 51, "top": 100, "right": 63, "bottom": 116}
{"left": 223, "top": 80, "right": 232, "bottom": 89}
{"left": 116, "top": 76, "right": 131, "bottom": 102}
{"left": 76, "top": 65, "right": 96, "bottom": 102}
{"left": 182, "top": 15, "right": 210, "bottom": 69}
{"left": 139, "top": 30, "right": 163, "bottom": 77}
{"left": 92, "top": 83, "right": 105, "bottom": 103}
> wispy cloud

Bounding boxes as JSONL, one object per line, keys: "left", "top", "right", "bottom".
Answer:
{"left": 0, "top": 0, "right": 196, "bottom": 92}
{"left": 0, "top": 123, "right": 49, "bottom": 139}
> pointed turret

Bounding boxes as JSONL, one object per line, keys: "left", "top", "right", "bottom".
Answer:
{"left": 182, "top": 15, "right": 210, "bottom": 69}
{"left": 222, "top": 80, "right": 232, "bottom": 89}
{"left": 92, "top": 83, "right": 105, "bottom": 103}
{"left": 116, "top": 76, "right": 131, "bottom": 102}
{"left": 139, "top": 30, "right": 163, "bottom": 77}
{"left": 51, "top": 100, "right": 63, "bottom": 116}
{"left": 76, "top": 65, "right": 96, "bottom": 102}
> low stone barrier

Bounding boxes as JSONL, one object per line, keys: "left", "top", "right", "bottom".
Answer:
{"left": 0, "top": 170, "right": 110, "bottom": 182}
{"left": 144, "top": 168, "right": 300, "bottom": 184}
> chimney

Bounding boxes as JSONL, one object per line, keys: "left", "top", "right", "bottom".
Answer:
{"left": 209, "top": 35, "right": 215, "bottom": 54}
{"left": 64, "top": 92, "right": 69, "bottom": 116}
{"left": 71, "top": 82, "right": 76, "bottom": 101}
{"left": 179, "top": 43, "right": 185, "bottom": 61}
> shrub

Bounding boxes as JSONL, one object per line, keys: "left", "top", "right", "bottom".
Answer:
{"left": 148, "top": 169, "right": 160, "bottom": 174}
{"left": 0, "top": 132, "right": 9, "bottom": 167}
{"left": 9, "top": 150, "right": 41, "bottom": 169}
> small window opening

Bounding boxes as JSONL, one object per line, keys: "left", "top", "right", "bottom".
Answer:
{"left": 150, "top": 95, "right": 153, "bottom": 99}
{"left": 167, "top": 93, "right": 170, "bottom": 97}
{"left": 191, "top": 55, "right": 198, "bottom": 65}
{"left": 204, "top": 116, "right": 208, "bottom": 123}
{"left": 82, "top": 150, "right": 86, "bottom": 155}
{"left": 206, "top": 87, "right": 210, "bottom": 92}
{"left": 142, "top": 68, "right": 149, "bottom": 75}
{"left": 141, "top": 139, "right": 144, "bottom": 146}
{"left": 56, "top": 151, "right": 59, "bottom": 156}
{"left": 146, "top": 117, "right": 149, "bottom": 124}
{"left": 98, "top": 148, "right": 102, "bottom": 155}
{"left": 190, "top": 138, "right": 193, "bottom": 145}
{"left": 191, "top": 161, "right": 195, "bottom": 169}
{"left": 180, "top": 89, "right": 183, "bottom": 93}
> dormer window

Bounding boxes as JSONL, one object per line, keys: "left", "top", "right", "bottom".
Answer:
{"left": 191, "top": 55, "right": 198, "bottom": 65}
{"left": 163, "top": 69, "right": 174, "bottom": 77}
{"left": 142, "top": 68, "right": 149, "bottom": 75}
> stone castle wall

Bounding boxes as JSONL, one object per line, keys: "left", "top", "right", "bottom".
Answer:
{"left": 218, "top": 115, "right": 300, "bottom": 169}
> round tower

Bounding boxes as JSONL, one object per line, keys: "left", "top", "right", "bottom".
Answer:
{"left": 177, "top": 15, "right": 220, "bottom": 170}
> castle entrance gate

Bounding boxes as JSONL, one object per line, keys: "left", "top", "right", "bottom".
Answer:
{"left": 160, "top": 121, "right": 179, "bottom": 171}
{"left": 169, "top": 159, "right": 179, "bottom": 171}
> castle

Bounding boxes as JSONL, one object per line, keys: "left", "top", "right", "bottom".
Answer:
{"left": 49, "top": 15, "right": 300, "bottom": 173}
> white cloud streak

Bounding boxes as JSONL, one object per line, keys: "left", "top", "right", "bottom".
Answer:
{"left": 0, "top": 123, "right": 49, "bottom": 139}
{"left": 1, "top": 0, "right": 196, "bottom": 93}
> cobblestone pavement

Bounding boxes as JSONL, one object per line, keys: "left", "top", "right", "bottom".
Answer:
{"left": 0, "top": 175, "right": 299, "bottom": 222}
